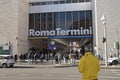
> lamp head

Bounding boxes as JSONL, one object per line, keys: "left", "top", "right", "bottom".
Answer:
{"left": 100, "top": 15, "right": 105, "bottom": 21}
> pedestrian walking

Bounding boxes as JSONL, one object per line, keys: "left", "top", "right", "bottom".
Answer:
{"left": 68, "top": 53, "right": 72, "bottom": 64}
{"left": 78, "top": 45, "right": 100, "bottom": 80}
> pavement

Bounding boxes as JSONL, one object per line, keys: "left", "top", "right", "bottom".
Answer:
{"left": 14, "top": 60, "right": 120, "bottom": 69}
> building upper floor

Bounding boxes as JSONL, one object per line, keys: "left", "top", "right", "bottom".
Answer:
{"left": 29, "top": 0, "right": 91, "bottom": 6}
{"left": 29, "top": 0, "right": 92, "bottom": 13}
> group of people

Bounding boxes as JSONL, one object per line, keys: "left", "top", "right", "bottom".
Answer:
{"left": 13, "top": 48, "right": 53, "bottom": 63}
{"left": 13, "top": 45, "right": 100, "bottom": 80}
{"left": 54, "top": 50, "right": 80, "bottom": 65}
{"left": 14, "top": 48, "right": 81, "bottom": 65}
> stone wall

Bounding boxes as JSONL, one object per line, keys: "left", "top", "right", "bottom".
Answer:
{"left": 0, "top": 0, "right": 29, "bottom": 55}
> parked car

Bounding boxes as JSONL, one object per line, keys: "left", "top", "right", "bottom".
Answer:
{"left": 108, "top": 57, "right": 120, "bottom": 65}
{"left": 0, "top": 55, "right": 15, "bottom": 68}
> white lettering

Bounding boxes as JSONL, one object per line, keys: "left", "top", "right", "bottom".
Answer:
{"left": 40, "top": 31, "right": 45, "bottom": 36}
{"left": 70, "top": 30, "right": 80, "bottom": 35}
{"left": 35, "top": 31, "right": 41, "bottom": 36}
{"left": 29, "top": 29, "right": 35, "bottom": 36}
{"left": 66, "top": 30, "right": 71, "bottom": 35}
{"left": 50, "top": 30, "right": 55, "bottom": 35}
{"left": 56, "top": 28, "right": 61, "bottom": 35}
{"left": 83, "top": 29, "right": 90, "bottom": 35}
{"left": 80, "top": 27, "right": 83, "bottom": 35}
{"left": 90, "top": 27, "right": 92, "bottom": 34}
{"left": 29, "top": 27, "right": 93, "bottom": 37}
{"left": 60, "top": 30, "right": 66, "bottom": 35}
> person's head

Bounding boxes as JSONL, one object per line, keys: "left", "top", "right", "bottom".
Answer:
{"left": 80, "top": 46, "right": 85, "bottom": 56}
{"left": 84, "top": 45, "right": 92, "bottom": 52}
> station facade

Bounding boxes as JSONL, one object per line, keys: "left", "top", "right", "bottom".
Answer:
{"left": 0, "top": 0, "right": 120, "bottom": 59}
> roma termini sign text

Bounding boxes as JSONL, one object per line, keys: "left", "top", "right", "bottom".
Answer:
{"left": 29, "top": 27, "right": 92, "bottom": 37}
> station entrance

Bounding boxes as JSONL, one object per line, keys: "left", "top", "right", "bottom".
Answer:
{"left": 28, "top": 10, "right": 93, "bottom": 63}
{"left": 27, "top": 37, "right": 93, "bottom": 64}
{"left": 29, "top": 37, "right": 92, "bottom": 48}
{"left": 29, "top": 37, "right": 93, "bottom": 54}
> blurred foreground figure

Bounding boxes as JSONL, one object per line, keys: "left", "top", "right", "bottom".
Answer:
{"left": 78, "top": 45, "right": 100, "bottom": 80}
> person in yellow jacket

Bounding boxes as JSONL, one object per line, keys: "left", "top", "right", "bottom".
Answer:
{"left": 78, "top": 45, "right": 100, "bottom": 80}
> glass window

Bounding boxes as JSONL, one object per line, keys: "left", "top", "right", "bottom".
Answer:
{"left": 60, "top": 1, "right": 65, "bottom": 4}
{"left": 54, "top": 13, "right": 59, "bottom": 28}
{"left": 72, "top": 0, "right": 79, "bottom": 3}
{"left": 79, "top": 11, "right": 85, "bottom": 29}
{"left": 47, "top": 13, "right": 53, "bottom": 30}
{"left": 85, "top": 0, "right": 91, "bottom": 2}
{"left": 86, "top": 11, "right": 91, "bottom": 28}
{"left": 66, "top": 12, "right": 72, "bottom": 30}
{"left": 34, "top": 2, "right": 41, "bottom": 6}
{"left": 89, "top": 11, "right": 92, "bottom": 27}
{"left": 41, "top": 2, "right": 46, "bottom": 5}
{"left": 60, "top": 12, "right": 65, "bottom": 29}
{"left": 31, "top": 3, "right": 35, "bottom": 6}
{"left": 35, "top": 13, "right": 40, "bottom": 30}
{"left": 53, "top": 1, "right": 59, "bottom": 4}
{"left": 41, "top": 13, "right": 46, "bottom": 30}
{"left": 66, "top": 0, "right": 72, "bottom": 3}
{"left": 52, "top": 13, "right": 55, "bottom": 30}
{"left": 79, "top": 0, "right": 84, "bottom": 2}
{"left": 46, "top": 1, "right": 53, "bottom": 5}
{"left": 29, "top": 3, "right": 33, "bottom": 6}
{"left": 73, "top": 11, "right": 79, "bottom": 29}
{"left": 29, "top": 14, "right": 34, "bottom": 29}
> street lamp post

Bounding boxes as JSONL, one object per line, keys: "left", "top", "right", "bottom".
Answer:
{"left": 101, "top": 15, "right": 108, "bottom": 67}
{"left": 116, "top": 29, "right": 120, "bottom": 61}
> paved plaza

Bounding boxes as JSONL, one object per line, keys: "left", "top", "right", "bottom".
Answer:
{"left": 0, "top": 63, "right": 120, "bottom": 80}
